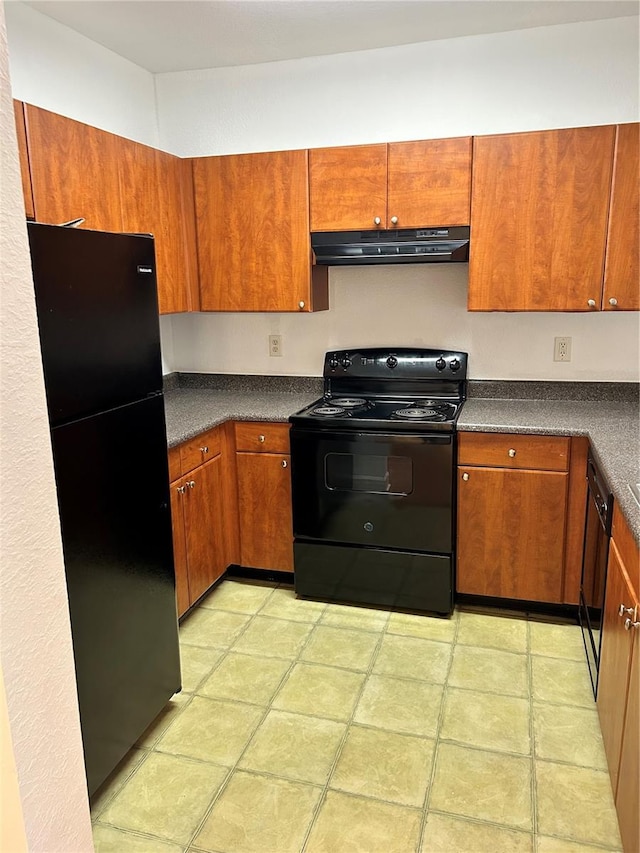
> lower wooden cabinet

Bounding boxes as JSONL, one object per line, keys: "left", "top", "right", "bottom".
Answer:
{"left": 456, "top": 432, "right": 574, "bottom": 603}
{"left": 597, "top": 504, "right": 639, "bottom": 853}
{"left": 235, "top": 422, "right": 294, "bottom": 573}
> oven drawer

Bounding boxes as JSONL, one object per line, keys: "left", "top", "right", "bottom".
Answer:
{"left": 458, "top": 432, "right": 570, "bottom": 472}
{"left": 235, "top": 421, "right": 290, "bottom": 453}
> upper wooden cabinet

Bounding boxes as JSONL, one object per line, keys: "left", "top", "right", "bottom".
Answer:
{"left": 13, "top": 101, "right": 34, "bottom": 219}
{"left": 309, "top": 138, "right": 472, "bottom": 231}
{"left": 118, "top": 139, "right": 199, "bottom": 314}
{"left": 17, "top": 103, "right": 198, "bottom": 315}
{"left": 192, "top": 150, "right": 328, "bottom": 312}
{"left": 469, "top": 126, "right": 616, "bottom": 311}
{"left": 24, "top": 103, "right": 124, "bottom": 233}
{"left": 603, "top": 123, "right": 639, "bottom": 312}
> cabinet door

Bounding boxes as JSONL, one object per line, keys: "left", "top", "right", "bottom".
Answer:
{"left": 597, "top": 539, "right": 638, "bottom": 791}
{"left": 236, "top": 453, "right": 294, "bottom": 572}
{"left": 388, "top": 138, "right": 471, "bottom": 228}
{"left": 457, "top": 466, "right": 568, "bottom": 602}
{"left": 170, "top": 478, "right": 190, "bottom": 617}
{"left": 309, "top": 144, "right": 387, "bottom": 231}
{"left": 182, "top": 454, "right": 226, "bottom": 602}
{"left": 24, "top": 104, "right": 124, "bottom": 232}
{"left": 194, "top": 150, "right": 315, "bottom": 311}
{"left": 616, "top": 621, "right": 639, "bottom": 853}
{"left": 603, "top": 123, "right": 639, "bottom": 312}
{"left": 469, "top": 126, "right": 615, "bottom": 311}
{"left": 13, "top": 101, "right": 34, "bottom": 219}
{"left": 118, "top": 140, "right": 198, "bottom": 315}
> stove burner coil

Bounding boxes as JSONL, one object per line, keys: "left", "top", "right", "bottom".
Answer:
{"left": 312, "top": 405, "right": 346, "bottom": 417}
{"left": 331, "top": 397, "right": 367, "bottom": 409}
{"left": 392, "top": 407, "right": 446, "bottom": 421}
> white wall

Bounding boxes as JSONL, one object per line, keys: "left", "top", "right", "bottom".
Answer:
{"left": 157, "top": 17, "right": 638, "bottom": 155}
{"left": 0, "top": 4, "right": 94, "bottom": 850}
{"left": 158, "top": 16, "right": 639, "bottom": 381}
{"left": 4, "top": 1, "right": 159, "bottom": 146}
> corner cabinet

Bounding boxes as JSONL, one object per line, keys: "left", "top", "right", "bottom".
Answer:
{"left": 457, "top": 433, "right": 571, "bottom": 602}
{"left": 192, "top": 150, "right": 328, "bottom": 312}
{"left": 597, "top": 504, "right": 639, "bottom": 853}
{"left": 15, "top": 102, "right": 199, "bottom": 315}
{"left": 235, "top": 422, "right": 294, "bottom": 573}
{"left": 309, "top": 137, "right": 472, "bottom": 231}
{"left": 469, "top": 126, "right": 617, "bottom": 311}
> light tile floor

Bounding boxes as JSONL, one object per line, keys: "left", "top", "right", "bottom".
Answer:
{"left": 91, "top": 580, "right": 622, "bottom": 853}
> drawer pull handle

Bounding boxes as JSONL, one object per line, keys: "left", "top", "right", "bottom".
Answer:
{"left": 258, "top": 434, "right": 266, "bottom": 443}
{"left": 619, "top": 604, "right": 635, "bottom": 617}
{"left": 609, "top": 297, "right": 618, "bottom": 307}
{"left": 200, "top": 445, "right": 209, "bottom": 453}
{"left": 587, "top": 299, "right": 597, "bottom": 308}
{"left": 187, "top": 480, "right": 196, "bottom": 489}
{"left": 624, "top": 617, "right": 640, "bottom": 631}
{"left": 177, "top": 485, "right": 186, "bottom": 494}
{"left": 462, "top": 473, "right": 469, "bottom": 481}
{"left": 281, "top": 459, "right": 288, "bottom": 468}
{"left": 374, "top": 217, "right": 381, "bottom": 226}
{"left": 508, "top": 449, "right": 516, "bottom": 457}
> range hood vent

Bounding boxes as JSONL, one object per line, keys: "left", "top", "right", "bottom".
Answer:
{"left": 312, "top": 226, "right": 470, "bottom": 266}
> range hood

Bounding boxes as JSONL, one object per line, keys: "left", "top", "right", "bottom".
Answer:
{"left": 312, "top": 226, "right": 470, "bottom": 266}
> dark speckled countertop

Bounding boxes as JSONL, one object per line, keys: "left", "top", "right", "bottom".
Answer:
{"left": 164, "top": 373, "right": 639, "bottom": 545}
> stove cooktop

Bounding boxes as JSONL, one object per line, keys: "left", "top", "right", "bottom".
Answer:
{"left": 290, "top": 396, "right": 462, "bottom": 432}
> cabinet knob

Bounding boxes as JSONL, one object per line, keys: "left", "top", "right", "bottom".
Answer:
{"left": 177, "top": 485, "right": 186, "bottom": 494}
{"left": 200, "top": 445, "right": 209, "bottom": 454}
{"left": 390, "top": 215, "right": 398, "bottom": 225}
{"left": 587, "top": 299, "right": 597, "bottom": 308}
{"left": 609, "top": 297, "right": 618, "bottom": 307}
{"left": 462, "top": 473, "right": 469, "bottom": 481}
{"left": 298, "top": 300, "right": 305, "bottom": 310}
{"left": 187, "top": 480, "right": 195, "bottom": 489}
{"left": 374, "top": 217, "right": 381, "bottom": 226}
{"left": 508, "top": 448, "right": 516, "bottom": 458}
{"left": 619, "top": 604, "right": 635, "bottom": 617}
{"left": 281, "top": 459, "right": 288, "bottom": 468}
{"left": 624, "top": 617, "right": 640, "bottom": 630}
{"left": 258, "top": 434, "right": 265, "bottom": 443}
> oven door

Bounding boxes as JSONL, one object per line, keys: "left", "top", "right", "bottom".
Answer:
{"left": 290, "top": 428, "right": 453, "bottom": 554}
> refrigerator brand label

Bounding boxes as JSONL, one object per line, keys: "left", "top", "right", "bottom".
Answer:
{"left": 137, "top": 266, "right": 153, "bottom": 274}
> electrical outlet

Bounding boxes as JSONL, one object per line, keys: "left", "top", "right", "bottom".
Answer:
{"left": 553, "top": 336, "right": 572, "bottom": 362}
{"left": 269, "top": 334, "right": 282, "bottom": 357}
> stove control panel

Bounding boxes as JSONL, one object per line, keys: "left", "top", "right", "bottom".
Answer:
{"left": 324, "top": 348, "right": 468, "bottom": 380}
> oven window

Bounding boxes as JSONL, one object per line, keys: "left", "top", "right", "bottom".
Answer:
{"left": 325, "top": 453, "right": 413, "bottom": 495}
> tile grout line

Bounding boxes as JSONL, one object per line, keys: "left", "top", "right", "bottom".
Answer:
{"left": 416, "top": 607, "right": 461, "bottom": 852}
{"left": 527, "top": 616, "right": 538, "bottom": 846}
{"left": 299, "top": 606, "right": 393, "bottom": 852}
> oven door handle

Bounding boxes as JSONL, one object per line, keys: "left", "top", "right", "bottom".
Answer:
{"left": 291, "top": 428, "right": 452, "bottom": 445}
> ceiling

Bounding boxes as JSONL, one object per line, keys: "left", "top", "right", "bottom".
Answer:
{"left": 23, "top": 0, "right": 639, "bottom": 74}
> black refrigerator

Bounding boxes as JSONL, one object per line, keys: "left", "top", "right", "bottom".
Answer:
{"left": 27, "top": 222, "right": 181, "bottom": 797}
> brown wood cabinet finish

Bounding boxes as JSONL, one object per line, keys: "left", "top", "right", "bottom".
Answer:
{"left": 236, "top": 451, "right": 294, "bottom": 573}
{"left": 309, "top": 144, "right": 388, "bottom": 231}
{"left": 562, "top": 436, "right": 590, "bottom": 604}
{"left": 234, "top": 421, "right": 291, "bottom": 454}
{"left": 603, "top": 123, "right": 640, "bottom": 312}
{"left": 13, "top": 101, "right": 34, "bottom": 219}
{"left": 469, "top": 126, "right": 616, "bottom": 311}
{"left": 457, "top": 464, "right": 568, "bottom": 602}
{"left": 170, "top": 475, "right": 191, "bottom": 616}
{"left": 180, "top": 426, "right": 224, "bottom": 475}
{"left": 457, "top": 432, "right": 570, "bottom": 472}
{"left": 597, "top": 503, "right": 640, "bottom": 853}
{"left": 181, "top": 453, "right": 226, "bottom": 603}
{"left": 193, "top": 150, "right": 328, "bottom": 312}
{"left": 387, "top": 138, "right": 472, "bottom": 227}
{"left": 24, "top": 104, "right": 124, "bottom": 233}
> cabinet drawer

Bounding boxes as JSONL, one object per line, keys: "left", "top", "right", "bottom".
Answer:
{"left": 458, "top": 432, "right": 570, "bottom": 472}
{"left": 235, "top": 421, "right": 290, "bottom": 453}
{"left": 180, "top": 425, "right": 223, "bottom": 474}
